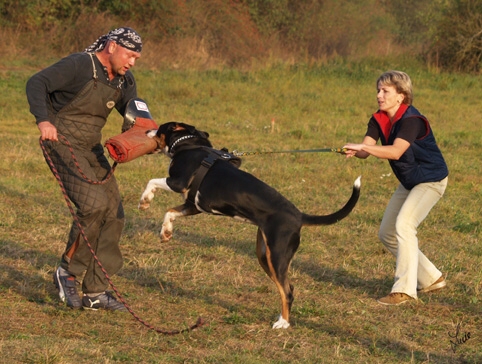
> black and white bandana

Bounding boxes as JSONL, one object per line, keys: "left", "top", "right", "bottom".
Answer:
{"left": 84, "top": 27, "right": 142, "bottom": 53}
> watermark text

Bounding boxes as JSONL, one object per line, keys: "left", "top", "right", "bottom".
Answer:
{"left": 448, "top": 322, "right": 471, "bottom": 353}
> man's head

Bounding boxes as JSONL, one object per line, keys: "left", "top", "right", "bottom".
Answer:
{"left": 85, "top": 27, "right": 142, "bottom": 53}
{"left": 86, "top": 27, "right": 142, "bottom": 77}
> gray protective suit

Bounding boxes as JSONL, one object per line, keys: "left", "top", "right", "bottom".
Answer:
{"left": 42, "top": 54, "right": 126, "bottom": 293}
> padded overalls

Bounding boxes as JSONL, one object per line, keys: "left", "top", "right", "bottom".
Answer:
{"left": 43, "top": 53, "right": 125, "bottom": 294}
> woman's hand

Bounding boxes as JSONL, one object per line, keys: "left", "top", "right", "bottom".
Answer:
{"left": 343, "top": 143, "right": 367, "bottom": 158}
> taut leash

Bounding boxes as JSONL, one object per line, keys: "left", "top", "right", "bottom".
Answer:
{"left": 231, "top": 147, "right": 347, "bottom": 157}
{"left": 39, "top": 135, "right": 204, "bottom": 335}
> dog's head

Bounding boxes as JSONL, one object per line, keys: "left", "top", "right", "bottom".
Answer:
{"left": 153, "top": 122, "right": 212, "bottom": 155}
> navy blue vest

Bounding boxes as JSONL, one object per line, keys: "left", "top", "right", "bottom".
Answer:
{"left": 373, "top": 106, "right": 448, "bottom": 190}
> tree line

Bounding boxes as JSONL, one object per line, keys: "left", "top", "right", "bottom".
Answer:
{"left": 1, "top": 0, "right": 481, "bottom": 72}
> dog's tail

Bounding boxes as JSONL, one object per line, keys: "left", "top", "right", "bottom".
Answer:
{"left": 301, "top": 176, "right": 361, "bottom": 226}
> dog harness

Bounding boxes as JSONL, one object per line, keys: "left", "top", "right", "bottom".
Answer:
{"left": 187, "top": 147, "right": 241, "bottom": 204}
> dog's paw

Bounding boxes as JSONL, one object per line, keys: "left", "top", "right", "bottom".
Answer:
{"left": 138, "top": 191, "right": 155, "bottom": 210}
{"left": 138, "top": 200, "right": 151, "bottom": 210}
{"left": 272, "top": 315, "right": 290, "bottom": 329}
{"left": 160, "top": 230, "right": 172, "bottom": 242}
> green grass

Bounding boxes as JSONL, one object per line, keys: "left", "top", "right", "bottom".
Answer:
{"left": 0, "top": 59, "right": 481, "bottom": 363}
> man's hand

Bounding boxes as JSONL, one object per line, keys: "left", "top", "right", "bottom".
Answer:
{"left": 38, "top": 121, "right": 58, "bottom": 141}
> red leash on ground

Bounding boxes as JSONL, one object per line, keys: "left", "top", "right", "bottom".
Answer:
{"left": 39, "top": 135, "right": 204, "bottom": 335}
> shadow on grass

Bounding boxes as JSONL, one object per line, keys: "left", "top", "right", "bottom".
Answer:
{"left": 116, "top": 226, "right": 480, "bottom": 361}
{"left": 0, "top": 239, "right": 59, "bottom": 304}
{"left": 126, "top": 218, "right": 476, "bottom": 318}
{"left": 130, "top": 225, "right": 388, "bottom": 298}
{"left": 2, "top": 221, "right": 479, "bottom": 360}
{"left": 2, "top": 222, "right": 478, "bottom": 310}
{"left": 293, "top": 256, "right": 393, "bottom": 298}
{"left": 123, "top": 224, "right": 481, "bottom": 314}
{"left": 297, "top": 318, "right": 466, "bottom": 364}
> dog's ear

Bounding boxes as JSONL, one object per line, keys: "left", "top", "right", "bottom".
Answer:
{"left": 180, "top": 122, "right": 209, "bottom": 140}
{"left": 196, "top": 130, "right": 210, "bottom": 139}
{"left": 156, "top": 122, "right": 177, "bottom": 138}
{"left": 157, "top": 121, "right": 209, "bottom": 141}
{"left": 174, "top": 122, "right": 197, "bottom": 134}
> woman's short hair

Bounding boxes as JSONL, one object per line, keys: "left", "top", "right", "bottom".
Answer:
{"left": 377, "top": 70, "right": 413, "bottom": 105}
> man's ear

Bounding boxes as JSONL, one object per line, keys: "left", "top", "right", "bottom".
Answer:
{"left": 107, "top": 40, "right": 117, "bottom": 54}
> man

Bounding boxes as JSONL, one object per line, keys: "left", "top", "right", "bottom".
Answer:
{"left": 26, "top": 27, "right": 142, "bottom": 310}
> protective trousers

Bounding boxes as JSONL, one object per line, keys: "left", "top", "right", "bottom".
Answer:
{"left": 43, "top": 60, "right": 125, "bottom": 294}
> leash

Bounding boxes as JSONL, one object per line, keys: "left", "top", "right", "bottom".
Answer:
{"left": 231, "top": 147, "right": 347, "bottom": 157}
{"left": 39, "top": 135, "right": 204, "bottom": 335}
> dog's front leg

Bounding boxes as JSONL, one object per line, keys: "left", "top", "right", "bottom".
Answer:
{"left": 138, "top": 178, "right": 173, "bottom": 210}
{"left": 161, "top": 204, "right": 200, "bottom": 242}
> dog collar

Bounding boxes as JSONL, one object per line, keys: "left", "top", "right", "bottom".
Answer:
{"left": 169, "top": 134, "right": 196, "bottom": 153}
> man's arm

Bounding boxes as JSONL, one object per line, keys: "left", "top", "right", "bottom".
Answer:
{"left": 26, "top": 54, "right": 83, "bottom": 124}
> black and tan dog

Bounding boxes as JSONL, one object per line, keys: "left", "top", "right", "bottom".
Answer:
{"left": 139, "top": 122, "right": 361, "bottom": 329}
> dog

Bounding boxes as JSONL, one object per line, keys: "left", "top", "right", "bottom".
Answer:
{"left": 138, "top": 122, "right": 361, "bottom": 329}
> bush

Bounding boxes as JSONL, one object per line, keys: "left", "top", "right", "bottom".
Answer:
{"left": 1, "top": 0, "right": 481, "bottom": 72}
{"left": 429, "top": 0, "right": 482, "bottom": 73}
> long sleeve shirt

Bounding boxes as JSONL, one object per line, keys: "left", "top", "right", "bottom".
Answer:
{"left": 26, "top": 52, "right": 137, "bottom": 124}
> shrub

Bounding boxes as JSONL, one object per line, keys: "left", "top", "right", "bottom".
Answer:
{"left": 429, "top": 0, "right": 482, "bottom": 73}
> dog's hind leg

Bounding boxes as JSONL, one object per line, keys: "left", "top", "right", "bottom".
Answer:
{"left": 256, "top": 228, "right": 271, "bottom": 277}
{"left": 160, "top": 203, "right": 200, "bottom": 242}
{"left": 256, "top": 227, "right": 299, "bottom": 329}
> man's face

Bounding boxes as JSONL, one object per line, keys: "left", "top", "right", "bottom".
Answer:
{"left": 110, "top": 42, "right": 141, "bottom": 76}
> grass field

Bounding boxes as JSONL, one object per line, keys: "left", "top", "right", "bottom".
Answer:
{"left": 0, "top": 58, "right": 481, "bottom": 363}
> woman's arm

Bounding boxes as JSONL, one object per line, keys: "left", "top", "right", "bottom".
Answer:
{"left": 344, "top": 136, "right": 410, "bottom": 160}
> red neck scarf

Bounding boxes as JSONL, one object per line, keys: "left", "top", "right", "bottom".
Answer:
{"left": 373, "top": 103, "right": 409, "bottom": 141}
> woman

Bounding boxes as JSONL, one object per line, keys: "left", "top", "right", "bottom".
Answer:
{"left": 343, "top": 70, "right": 448, "bottom": 305}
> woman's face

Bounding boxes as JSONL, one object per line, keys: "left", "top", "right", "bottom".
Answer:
{"left": 377, "top": 82, "right": 404, "bottom": 118}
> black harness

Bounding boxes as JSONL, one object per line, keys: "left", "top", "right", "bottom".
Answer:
{"left": 187, "top": 147, "right": 241, "bottom": 204}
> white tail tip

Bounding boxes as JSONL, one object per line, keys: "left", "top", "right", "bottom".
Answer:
{"left": 354, "top": 175, "right": 362, "bottom": 189}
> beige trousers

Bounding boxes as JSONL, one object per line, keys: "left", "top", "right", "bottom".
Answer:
{"left": 378, "top": 177, "right": 448, "bottom": 298}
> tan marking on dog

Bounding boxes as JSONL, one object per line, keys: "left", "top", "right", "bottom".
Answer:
{"left": 261, "top": 230, "right": 291, "bottom": 328}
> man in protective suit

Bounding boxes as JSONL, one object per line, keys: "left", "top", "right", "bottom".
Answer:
{"left": 26, "top": 27, "right": 143, "bottom": 310}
